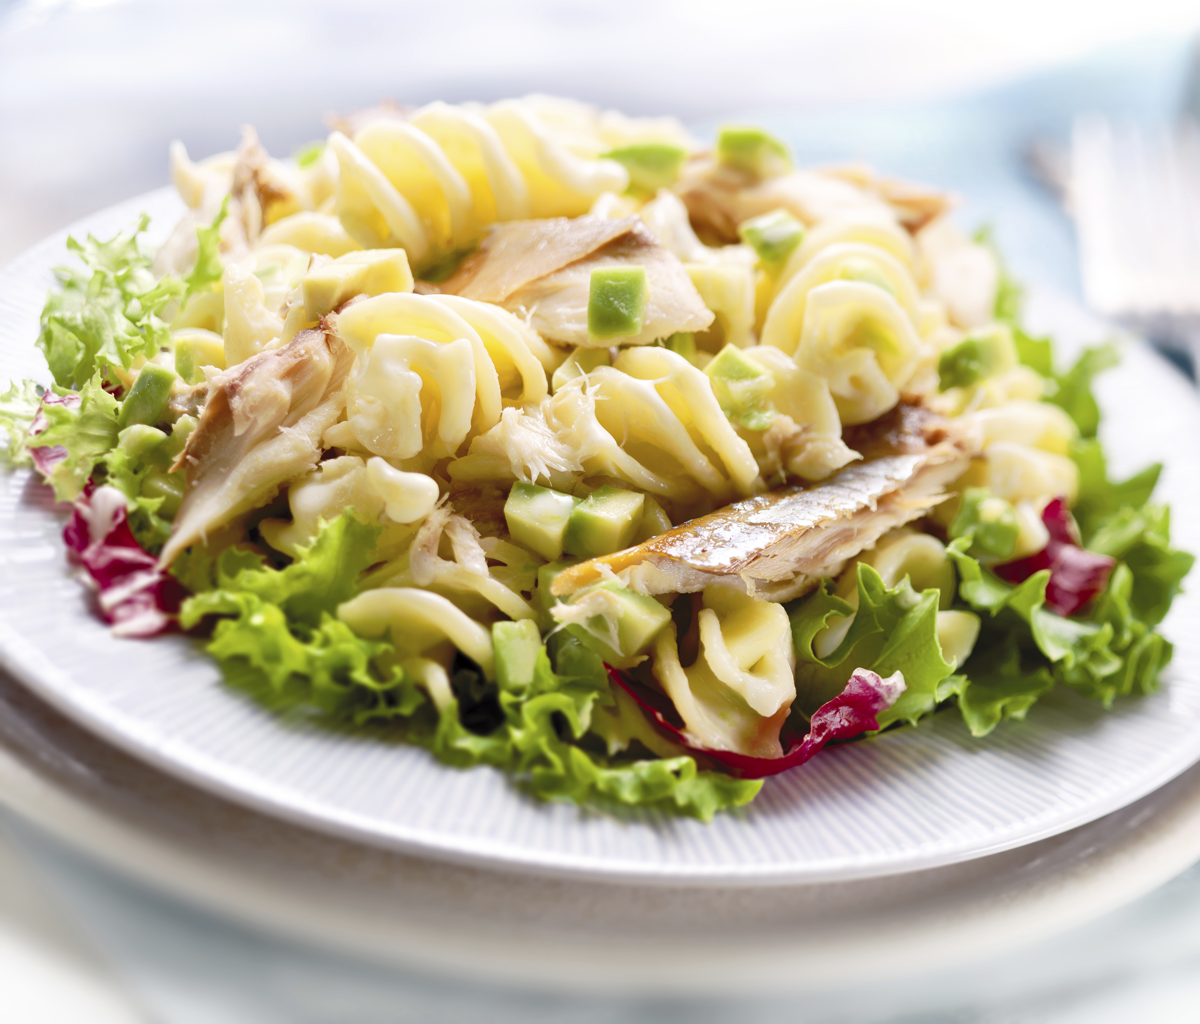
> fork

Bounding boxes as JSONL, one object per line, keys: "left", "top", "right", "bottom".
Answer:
{"left": 1069, "top": 114, "right": 1200, "bottom": 361}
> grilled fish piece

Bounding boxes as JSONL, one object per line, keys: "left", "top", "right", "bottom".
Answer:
{"left": 159, "top": 325, "right": 353, "bottom": 566}
{"left": 439, "top": 215, "right": 713, "bottom": 347}
{"left": 552, "top": 415, "right": 975, "bottom": 603}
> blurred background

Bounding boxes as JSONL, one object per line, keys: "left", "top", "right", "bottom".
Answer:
{"left": 3, "top": 0, "right": 1200, "bottom": 1020}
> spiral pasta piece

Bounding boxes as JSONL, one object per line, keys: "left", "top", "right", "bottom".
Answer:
{"left": 329, "top": 99, "right": 639, "bottom": 271}
{"left": 651, "top": 589, "right": 796, "bottom": 757}
{"left": 774, "top": 214, "right": 916, "bottom": 294}
{"left": 338, "top": 587, "right": 496, "bottom": 678}
{"left": 335, "top": 293, "right": 503, "bottom": 454}
{"left": 793, "top": 280, "right": 922, "bottom": 425}
{"left": 761, "top": 242, "right": 921, "bottom": 355}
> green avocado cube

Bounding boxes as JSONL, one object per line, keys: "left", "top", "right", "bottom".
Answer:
{"left": 492, "top": 619, "right": 543, "bottom": 691}
{"left": 738, "top": 209, "right": 805, "bottom": 271}
{"left": 117, "top": 423, "right": 169, "bottom": 460}
{"left": 535, "top": 560, "right": 576, "bottom": 627}
{"left": 505, "top": 482, "right": 580, "bottom": 561}
{"left": 938, "top": 326, "right": 1018, "bottom": 391}
{"left": 564, "top": 579, "right": 672, "bottom": 663}
{"left": 588, "top": 266, "right": 647, "bottom": 341}
{"left": 949, "top": 488, "right": 1019, "bottom": 559}
{"left": 716, "top": 125, "right": 793, "bottom": 178}
{"left": 564, "top": 485, "right": 645, "bottom": 559}
{"left": 117, "top": 364, "right": 177, "bottom": 431}
{"left": 140, "top": 470, "right": 185, "bottom": 519}
{"left": 173, "top": 330, "right": 226, "bottom": 385}
{"left": 601, "top": 143, "right": 687, "bottom": 193}
{"left": 635, "top": 496, "right": 673, "bottom": 543}
{"left": 705, "top": 344, "right": 775, "bottom": 430}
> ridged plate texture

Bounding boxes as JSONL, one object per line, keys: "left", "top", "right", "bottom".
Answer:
{"left": 2, "top": 190, "right": 1199, "bottom": 884}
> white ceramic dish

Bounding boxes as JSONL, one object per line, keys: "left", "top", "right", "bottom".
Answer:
{"left": 2, "top": 191, "right": 1199, "bottom": 886}
{"left": 4, "top": 661, "right": 1200, "bottom": 997}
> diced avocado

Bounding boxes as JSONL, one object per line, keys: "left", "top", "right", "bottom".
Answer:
{"left": 564, "top": 485, "right": 645, "bottom": 559}
{"left": 548, "top": 630, "right": 607, "bottom": 685}
{"left": 601, "top": 143, "right": 687, "bottom": 193}
{"left": 294, "top": 140, "right": 325, "bottom": 168}
{"left": 117, "top": 423, "right": 168, "bottom": 460}
{"left": 588, "top": 266, "right": 647, "bottom": 341}
{"left": 492, "top": 619, "right": 543, "bottom": 691}
{"left": 664, "top": 332, "right": 696, "bottom": 361}
{"left": 162, "top": 413, "right": 198, "bottom": 461}
{"left": 704, "top": 344, "right": 775, "bottom": 430}
{"left": 938, "top": 326, "right": 1018, "bottom": 391}
{"left": 173, "top": 329, "right": 226, "bottom": 385}
{"left": 303, "top": 249, "right": 414, "bottom": 320}
{"left": 550, "top": 347, "right": 611, "bottom": 393}
{"left": 564, "top": 579, "right": 672, "bottom": 663}
{"left": 738, "top": 209, "right": 805, "bottom": 271}
{"left": 117, "top": 364, "right": 177, "bottom": 431}
{"left": 505, "top": 482, "right": 580, "bottom": 561}
{"left": 634, "top": 496, "right": 673, "bottom": 543}
{"left": 141, "top": 470, "right": 185, "bottom": 519}
{"left": 716, "top": 125, "right": 793, "bottom": 178}
{"left": 536, "top": 560, "right": 576, "bottom": 625}
{"left": 950, "top": 487, "right": 1019, "bottom": 558}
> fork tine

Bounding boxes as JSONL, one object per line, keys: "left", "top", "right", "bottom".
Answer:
{"left": 1072, "top": 113, "right": 1200, "bottom": 333}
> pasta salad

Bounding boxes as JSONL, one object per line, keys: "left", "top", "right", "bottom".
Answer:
{"left": 0, "top": 96, "right": 1191, "bottom": 820}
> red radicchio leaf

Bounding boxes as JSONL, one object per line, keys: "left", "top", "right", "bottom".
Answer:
{"left": 606, "top": 665, "right": 906, "bottom": 780}
{"left": 63, "top": 483, "right": 184, "bottom": 638}
{"left": 992, "top": 497, "right": 1115, "bottom": 617}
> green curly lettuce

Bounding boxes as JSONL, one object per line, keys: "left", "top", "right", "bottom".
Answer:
{"left": 0, "top": 379, "right": 42, "bottom": 467}
{"left": 32, "top": 371, "right": 120, "bottom": 501}
{"left": 177, "top": 512, "right": 758, "bottom": 820}
{"left": 37, "top": 214, "right": 185, "bottom": 389}
{"left": 789, "top": 562, "right": 954, "bottom": 729}
{"left": 180, "top": 197, "right": 229, "bottom": 308}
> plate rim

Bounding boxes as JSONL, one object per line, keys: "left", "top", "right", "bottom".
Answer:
{"left": 4, "top": 662, "right": 1200, "bottom": 995}
{"left": 3, "top": 190, "right": 1200, "bottom": 887}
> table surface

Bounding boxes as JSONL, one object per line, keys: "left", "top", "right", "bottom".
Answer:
{"left": 2, "top": 2, "right": 1200, "bottom": 1020}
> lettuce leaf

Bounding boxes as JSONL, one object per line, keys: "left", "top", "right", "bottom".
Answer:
{"left": 789, "top": 563, "right": 953, "bottom": 728}
{"left": 38, "top": 214, "right": 185, "bottom": 389}
{"left": 181, "top": 197, "right": 229, "bottom": 307}
{"left": 30, "top": 372, "right": 120, "bottom": 501}
{"left": 955, "top": 638, "right": 1054, "bottom": 737}
{"left": 1087, "top": 505, "right": 1194, "bottom": 627}
{"left": 178, "top": 514, "right": 425, "bottom": 721}
{"left": 1012, "top": 327, "right": 1055, "bottom": 378}
{"left": 177, "top": 514, "right": 756, "bottom": 819}
{"left": 0, "top": 379, "right": 41, "bottom": 467}
{"left": 1048, "top": 343, "right": 1119, "bottom": 438}
{"left": 1070, "top": 438, "right": 1161, "bottom": 540}
{"left": 948, "top": 535, "right": 1175, "bottom": 714}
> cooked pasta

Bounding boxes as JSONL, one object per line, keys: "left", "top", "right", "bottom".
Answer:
{"left": 15, "top": 93, "right": 1177, "bottom": 821}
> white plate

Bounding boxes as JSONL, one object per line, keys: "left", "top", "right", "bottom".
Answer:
{"left": 2, "top": 190, "right": 1199, "bottom": 886}
{"left": 5, "top": 661, "right": 1200, "bottom": 997}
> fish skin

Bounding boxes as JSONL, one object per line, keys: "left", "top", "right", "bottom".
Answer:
{"left": 551, "top": 432, "right": 973, "bottom": 602}
{"left": 440, "top": 215, "right": 714, "bottom": 347}
{"left": 441, "top": 216, "right": 637, "bottom": 303}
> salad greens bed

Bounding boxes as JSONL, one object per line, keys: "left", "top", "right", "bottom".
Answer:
{"left": 0, "top": 214, "right": 1193, "bottom": 820}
